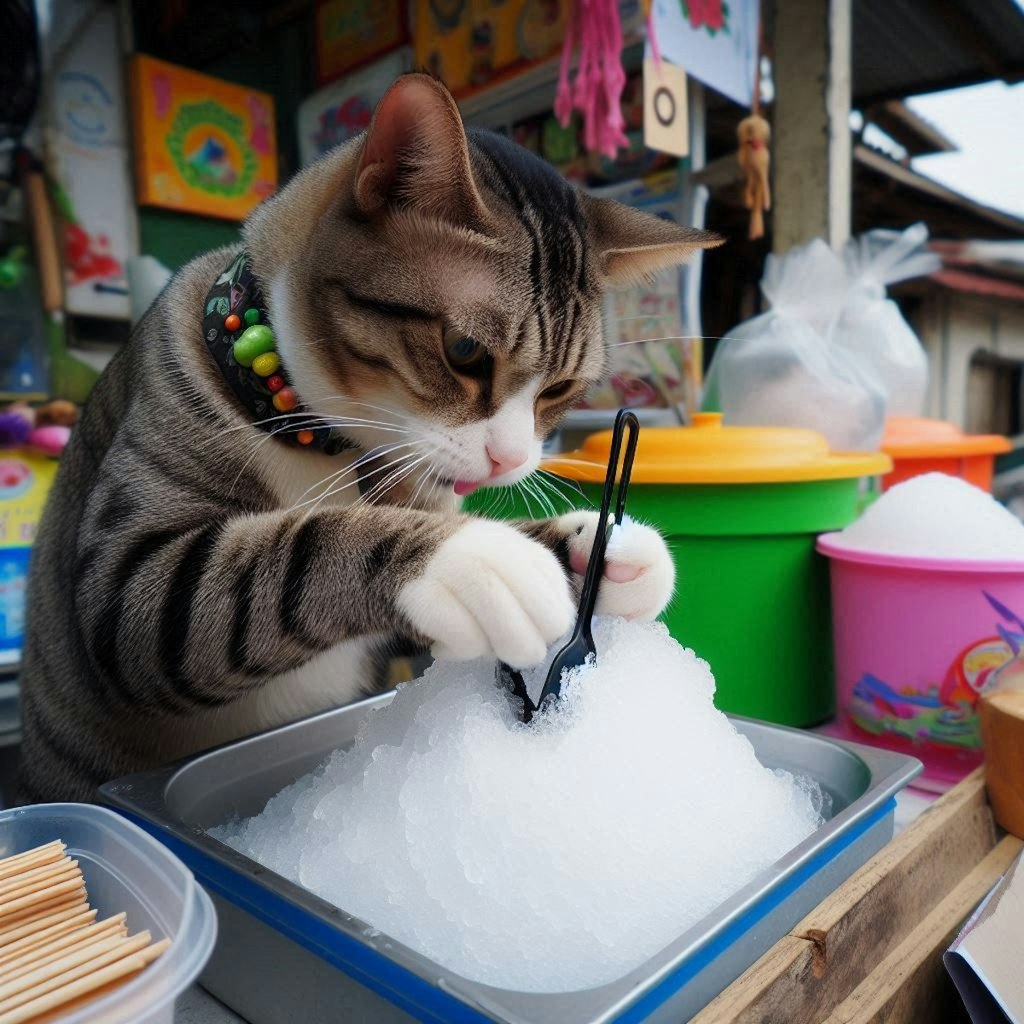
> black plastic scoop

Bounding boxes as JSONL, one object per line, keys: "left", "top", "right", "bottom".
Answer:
{"left": 497, "top": 409, "right": 640, "bottom": 723}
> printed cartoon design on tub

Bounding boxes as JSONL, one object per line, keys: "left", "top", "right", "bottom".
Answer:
{"left": 850, "top": 592, "right": 1023, "bottom": 749}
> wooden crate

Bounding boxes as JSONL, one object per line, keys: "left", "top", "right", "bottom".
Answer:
{"left": 693, "top": 769, "right": 1021, "bottom": 1024}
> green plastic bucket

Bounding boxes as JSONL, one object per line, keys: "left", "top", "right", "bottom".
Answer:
{"left": 466, "top": 414, "right": 891, "bottom": 727}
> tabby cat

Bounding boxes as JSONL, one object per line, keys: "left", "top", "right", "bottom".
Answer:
{"left": 19, "top": 74, "right": 718, "bottom": 803}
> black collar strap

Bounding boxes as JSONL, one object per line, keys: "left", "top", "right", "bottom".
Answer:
{"left": 203, "top": 251, "right": 349, "bottom": 455}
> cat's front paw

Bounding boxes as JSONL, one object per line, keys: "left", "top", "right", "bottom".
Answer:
{"left": 398, "top": 520, "right": 575, "bottom": 668}
{"left": 561, "top": 512, "right": 675, "bottom": 621}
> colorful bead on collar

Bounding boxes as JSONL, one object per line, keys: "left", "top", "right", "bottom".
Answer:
{"left": 202, "top": 252, "right": 352, "bottom": 455}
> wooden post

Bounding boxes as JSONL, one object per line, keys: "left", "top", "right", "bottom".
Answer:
{"left": 771, "top": 0, "right": 852, "bottom": 253}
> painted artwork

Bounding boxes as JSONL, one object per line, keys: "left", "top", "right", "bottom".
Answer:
{"left": 850, "top": 591, "right": 1024, "bottom": 751}
{"left": 315, "top": 0, "right": 407, "bottom": 84}
{"left": 581, "top": 173, "right": 699, "bottom": 417}
{"left": 130, "top": 56, "right": 277, "bottom": 221}
{"left": 49, "top": 5, "right": 136, "bottom": 319}
{"left": 298, "top": 50, "right": 410, "bottom": 167}
{"left": 415, "top": 0, "right": 568, "bottom": 95}
{"left": 0, "top": 451, "right": 58, "bottom": 664}
{"left": 651, "top": 0, "right": 758, "bottom": 107}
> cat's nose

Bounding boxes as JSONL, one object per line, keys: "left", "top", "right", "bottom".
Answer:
{"left": 486, "top": 446, "right": 526, "bottom": 478}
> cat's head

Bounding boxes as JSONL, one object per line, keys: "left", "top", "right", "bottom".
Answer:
{"left": 244, "top": 74, "right": 718, "bottom": 502}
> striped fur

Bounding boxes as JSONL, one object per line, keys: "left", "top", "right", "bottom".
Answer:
{"left": 19, "top": 75, "right": 717, "bottom": 802}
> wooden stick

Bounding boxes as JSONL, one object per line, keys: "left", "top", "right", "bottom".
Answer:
{"left": 0, "top": 860, "right": 76, "bottom": 897}
{"left": 0, "top": 932, "right": 151, "bottom": 1011}
{"left": 0, "top": 910, "right": 97, "bottom": 962}
{"left": 0, "top": 849, "right": 65, "bottom": 884}
{"left": 0, "top": 881, "right": 85, "bottom": 921}
{"left": 0, "top": 896, "right": 88, "bottom": 936}
{"left": 0, "top": 868, "right": 81, "bottom": 909}
{"left": 25, "top": 969, "right": 147, "bottom": 1024}
{"left": 1, "top": 916, "right": 127, "bottom": 980}
{"left": 0, "top": 940, "right": 170, "bottom": 1024}
{"left": 0, "top": 845, "right": 64, "bottom": 872}
{"left": 0, "top": 905, "right": 91, "bottom": 942}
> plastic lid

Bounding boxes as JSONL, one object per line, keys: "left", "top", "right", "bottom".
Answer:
{"left": 882, "top": 417, "right": 1011, "bottom": 459}
{"left": 545, "top": 412, "right": 892, "bottom": 484}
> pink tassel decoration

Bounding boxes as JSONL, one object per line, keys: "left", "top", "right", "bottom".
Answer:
{"left": 555, "top": 0, "right": 630, "bottom": 159}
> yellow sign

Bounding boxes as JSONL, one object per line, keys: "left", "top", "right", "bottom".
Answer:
{"left": 1, "top": 451, "right": 57, "bottom": 656}
{"left": 129, "top": 56, "right": 278, "bottom": 222}
{"left": 0, "top": 451, "right": 57, "bottom": 549}
{"left": 414, "top": 0, "right": 568, "bottom": 95}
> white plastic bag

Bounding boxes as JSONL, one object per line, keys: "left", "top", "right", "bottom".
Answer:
{"left": 706, "top": 239, "right": 888, "bottom": 452}
{"left": 836, "top": 223, "right": 939, "bottom": 416}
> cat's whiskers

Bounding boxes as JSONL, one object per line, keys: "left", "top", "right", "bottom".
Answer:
{"left": 291, "top": 439, "right": 423, "bottom": 508}
{"left": 523, "top": 474, "right": 557, "bottom": 519}
{"left": 544, "top": 467, "right": 588, "bottom": 499}
{"left": 228, "top": 415, "right": 346, "bottom": 495}
{"left": 295, "top": 449, "right": 424, "bottom": 517}
{"left": 361, "top": 453, "right": 429, "bottom": 506}
{"left": 406, "top": 462, "right": 438, "bottom": 511}
{"left": 606, "top": 333, "right": 750, "bottom": 348}
{"left": 537, "top": 468, "right": 590, "bottom": 510}
{"left": 307, "top": 394, "right": 413, "bottom": 426}
{"left": 512, "top": 479, "right": 537, "bottom": 520}
{"left": 539, "top": 457, "right": 606, "bottom": 470}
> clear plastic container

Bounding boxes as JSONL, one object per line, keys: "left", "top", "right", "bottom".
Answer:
{"left": 0, "top": 803, "right": 217, "bottom": 1024}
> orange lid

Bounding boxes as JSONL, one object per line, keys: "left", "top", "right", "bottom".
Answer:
{"left": 545, "top": 413, "right": 892, "bottom": 484}
{"left": 882, "top": 417, "right": 1011, "bottom": 459}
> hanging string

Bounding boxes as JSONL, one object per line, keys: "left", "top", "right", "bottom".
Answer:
{"left": 643, "top": 0, "right": 661, "bottom": 69}
{"left": 737, "top": 13, "right": 771, "bottom": 239}
{"left": 554, "top": 0, "right": 630, "bottom": 159}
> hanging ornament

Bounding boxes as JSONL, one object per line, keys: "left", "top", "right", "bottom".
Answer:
{"left": 735, "top": 27, "right": 770, "bottom": 240}
{"left": 554, "top": 0, "right": 630, "bottom": 159}
{"left": 737, "top": 113, "right": 771, "bottom": 240}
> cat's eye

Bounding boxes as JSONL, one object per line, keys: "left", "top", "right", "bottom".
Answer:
{"left": 443, "top": 329, "right": 489, "bottom": 372}
{"left": 541, "top": 380, "right": 574, "bottom": 401}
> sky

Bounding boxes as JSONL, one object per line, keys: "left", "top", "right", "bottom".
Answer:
{"left": 907, "top": 80, "right": 1024, "bottom": 220}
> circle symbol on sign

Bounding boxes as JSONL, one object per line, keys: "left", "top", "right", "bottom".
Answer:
{"left": 654, "top": 86, "right": 676, "bottom": 128}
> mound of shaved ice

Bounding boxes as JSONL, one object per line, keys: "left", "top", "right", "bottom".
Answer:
{"left": 833, "top": 473, "right": 1024, "bottom": 560}
{"left": 212, "top": 618, "right": 827, "bottom": 992}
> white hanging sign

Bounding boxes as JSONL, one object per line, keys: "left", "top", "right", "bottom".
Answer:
{"left": 651, "top": 0, "right": 759, "bottom": 108}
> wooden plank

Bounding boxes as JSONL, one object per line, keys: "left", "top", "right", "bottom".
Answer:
{"left": 692, "top": 770, "right": 997, "bottom": 1023}
{"left": 826, "top": 835, "right": 1023, "bottom": 1024}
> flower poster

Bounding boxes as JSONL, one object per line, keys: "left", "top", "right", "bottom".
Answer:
{"left": 651, "top": 0, "right": 758, "bottom": 108}
{"left": 298, "top": 50, "right": 410, "bottom": 167}
{"left": 129, "top": 56, "right": 277, "bottom": 221}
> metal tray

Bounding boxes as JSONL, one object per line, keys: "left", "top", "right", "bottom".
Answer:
{"left": 101, "top": 695, "right": 921, "bottom": 1024}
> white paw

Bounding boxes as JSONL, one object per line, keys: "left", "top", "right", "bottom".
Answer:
{"left": 562, "top": 512, "right": 675, "bottom": 621}
{"left": 397, "top": 520, "right": 575, "bottom": 668}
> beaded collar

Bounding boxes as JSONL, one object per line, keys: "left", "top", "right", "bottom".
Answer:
{"left": 203, "top": 251, "right": 350, "bottom": 455}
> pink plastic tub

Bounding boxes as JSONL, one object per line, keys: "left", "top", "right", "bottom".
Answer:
{"left": 817, "top": 535, "right": 1024, "bottom": 791}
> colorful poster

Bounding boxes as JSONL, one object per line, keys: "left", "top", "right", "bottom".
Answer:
{"left": 298, "top": 50, "right": 411, "bottom": 167}
{"left": 48, "top": 5, "right": 136, "bottom": 319}
{"left": 129, "top": 56, "right": 277, "bottom": 221}
{"left": 650, "top": 0, "right": 758, "bottom": 107}
{"left": 0, "top": 451, "right": 58, "bottom": 664}
{"left": 414, "top": 0, "right": 567, "bottom": 95}
{"left": 582, "top": 173, "right": 699, "bottom": 417}
{"left": 315, "top": 0, "right": 407, "bottom": 85}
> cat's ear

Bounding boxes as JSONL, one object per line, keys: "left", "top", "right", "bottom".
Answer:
{"left": 354, "top": 74, "right": 486, "bottom": 224}
{"left": 583, "top": 197, "right": 723, "bottom": 288}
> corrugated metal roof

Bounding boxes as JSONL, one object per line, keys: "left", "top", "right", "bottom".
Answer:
{"left": 853, "top": 0, "right": 1024, "bottom": 105}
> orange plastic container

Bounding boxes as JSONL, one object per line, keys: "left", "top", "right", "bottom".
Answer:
{"left": 881, "top": 417, "right": 1010, "bottom": 493}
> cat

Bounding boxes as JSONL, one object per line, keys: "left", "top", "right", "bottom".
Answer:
{"left": 18, "top": 74, "right": 719, "bottom": 803}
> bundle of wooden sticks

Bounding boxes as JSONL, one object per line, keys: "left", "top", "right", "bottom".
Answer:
{"left": 0, "top": 840, "right": 170, "bottom": 1023}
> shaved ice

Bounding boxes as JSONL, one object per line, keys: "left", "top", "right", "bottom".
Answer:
{"left": 833, "top": 473, "right": 1024, "bottom": 560}
{"left": 212, "top": 618, "right": 826, "bottom": 992}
